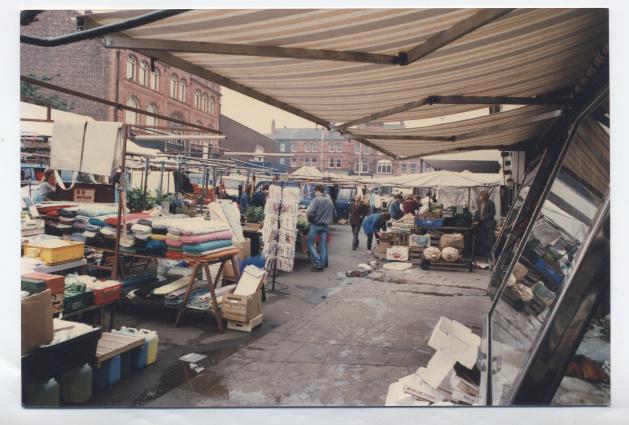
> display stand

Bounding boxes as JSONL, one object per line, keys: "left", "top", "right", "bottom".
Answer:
{"left": 174, "top": 250, "right": 240, "bottom": 331}
{"left": 414, "top": 226, "right": 476, "bottom": 272}
{"left": 270, "top": 183, "right": 288, "bottom": 293}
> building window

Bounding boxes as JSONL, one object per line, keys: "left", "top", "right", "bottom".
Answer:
{"left": 291, "top": 156, "right": 296, "bottom": 164}
{"left": 305, "top": 143, "right": 311, "bottom": 152}
{"left": 150, "top": 67, "right": 160, "bottom": 91}
{"left": 202, "top": 93, "right": 209, "bottom": 112}
{"left": 254, "top": 145, "right": 265, "bottom": 162}
{"left": 376, "top": 159, "right": 392, "bottom": 174}
{"left": 179, "top": 79, "right": 186, "bottom": 102}
{"left": 170, "top": 74, "right": 179, "bottom": 99}
{"left": 194, "top": 90, "right": 201, "bottom": 109}
{"left": 146, "top": 103, "right": 157, "bottom": 127}
{"left": 364, "top": 145, "right": 371, "bottom": 154}
{"left": 329, "top": 142, "right": 342, "bottom": 153}
{"left": 126, "top": 55, "right": 137, "bottom": 80}
{"left": 311, "top": 143, "right": 318, "bottom": 152}
{"left": 410, "top": 163, "right": 418, "bottom": 173}
{"left": 305, "top": 158, "right": 311, "bottom": 166}
{"left": 354, "top": 161, "right": 369, "bottom": 173}
{"left": 336, "top": 158, "right": 342, "bottom": 168}
{"left": 354, "top": 143, "right": 361, "bottom": 154}
{"left": 312, "top": 157, "right": 317, "bottom": 164}
{"left": 279, "top": 143, "right": 286, "bottom": 153}
{"left": 400, "top": 163, "right": 408, "bottom": 174}
{"left": 209, "top": 97, "right": 216, "bottom": 115}
{"left": 328, "top": 158, "right": 335, "bottom": 168}
{"left": 139, "top": 61, "right": 149, "bottom": 86}
{"left": 291, "top": 144, "right": 297, "bottom": 152}
{"left": 280, "top": 157, "right": 286, "bottom": 165}
{"left": 125, "top": 96, "right": 139, "bottom": 124}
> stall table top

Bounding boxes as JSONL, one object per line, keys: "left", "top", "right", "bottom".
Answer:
{"left": 95, "top": 332, "right": 145, "bottom": 367}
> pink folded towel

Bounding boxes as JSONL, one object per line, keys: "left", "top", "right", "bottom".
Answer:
{"left": 165, "top": 239, "right": 183, "bottom": 247}
{"left": 181, "top": 230, "right": 233, "bottom": 244}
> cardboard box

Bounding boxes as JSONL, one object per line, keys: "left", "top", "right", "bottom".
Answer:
{"left": 222, "top": 290, "right": 262, "bottom": 322}
{"left": 21, "top": 289, "right": 54, "bottom": 354}
{"left": 427, "top": 316, "right": 481, "bottom": 370}
{"left": 222, "top": 265, "right": 265, "bottom": 322}
{"left": 386, "top": 246, "right": 409, "bottom": 261}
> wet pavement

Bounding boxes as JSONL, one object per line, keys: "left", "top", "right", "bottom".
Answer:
{"left": 86, "top": 224, "right": 491, "bottom": 407}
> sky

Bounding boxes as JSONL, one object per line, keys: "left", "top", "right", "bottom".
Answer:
{"left": 220, "top": 87, "right": 318, "bottom": 136}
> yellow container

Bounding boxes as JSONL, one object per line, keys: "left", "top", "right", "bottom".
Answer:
{"left": 139, "top": 329, "right": 158, "bottom": 365}
{"left": 26, "top": 241, "right": 85, "bottom": 265}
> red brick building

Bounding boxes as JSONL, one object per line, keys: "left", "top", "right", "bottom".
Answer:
{"left": 20, "top": 10, "right": 221, "bottom": 155}
{"left": 270, "top": 121, "right": 431, "bottom": 177}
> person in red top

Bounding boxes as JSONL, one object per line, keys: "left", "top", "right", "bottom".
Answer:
{"left": 402, "top": 194, "right": 421, "bottom": 215}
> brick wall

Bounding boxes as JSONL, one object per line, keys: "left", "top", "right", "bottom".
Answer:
{"left": 20, "top": 10, "right": 112, "bottom": 120}
{"left": 21, "top": 10, "right": 221, "bottom": 140}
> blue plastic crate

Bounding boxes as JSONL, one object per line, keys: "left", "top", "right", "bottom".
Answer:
{"left": 416, "top": 218, "right": 444, "bottom": 227}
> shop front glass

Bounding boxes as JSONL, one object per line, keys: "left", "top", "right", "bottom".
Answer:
{"left": 487, "top": 116, "right": 609, "bottom": 405}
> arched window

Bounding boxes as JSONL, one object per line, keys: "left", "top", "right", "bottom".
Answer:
{"left": 125, "top": 96, "right": 139, "bottom": 124}
{"left": 146, "top": 103, "right": 157, "bottom": 127}
{"left": 150, "top": 67, "right": 160, "bottom": 91}
{"left": 202, "top": 93, "right": 209, "bottom": 112}
{"left": 209, "top": 97, "right": 215, "bottom": 115}
{"left": 126, "top": 55, "right": 137, "bottom": 80}
{"left": 194, "top": 90, "right": 201, "bottom": 109}
{"left": 170, "top": 74, "right": 179, "bottom": 99}
{"left": 139, "top": 61, "right": 149, "bottom": 86}
{"left": 179, "top": 79, "right": 186, "bottom": 102}
{"left": 376, "top": 159, "right": 392, "bottom": 174}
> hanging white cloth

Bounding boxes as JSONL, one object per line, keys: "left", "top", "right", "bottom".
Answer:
{"left": 50, "top": 120, "right": 122, "bottom": 176}
{"left": 50, "top": 120, "right": 88, "bottom": 172}
{"left": 82, "top": 121, "right": 123, "bottom": 176}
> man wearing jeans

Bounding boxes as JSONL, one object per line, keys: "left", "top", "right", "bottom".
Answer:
{"left": 306, "top": 185, "right": 335, "bottom": 272}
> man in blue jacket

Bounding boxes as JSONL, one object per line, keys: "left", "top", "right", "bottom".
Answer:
{"left": 306, "top": 185, "right": 335, "bottom": 271}
{"left": 388, "top": 194, "right": 404, "bottom": 220}
{"left": 362, "top": 212, "right": 391, "bottom": 250}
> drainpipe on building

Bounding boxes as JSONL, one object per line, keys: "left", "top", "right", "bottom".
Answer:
{"left": 114, "top": 49, "right": 120, "bottom": 122}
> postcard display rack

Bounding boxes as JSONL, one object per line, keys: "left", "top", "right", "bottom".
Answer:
{"left": 262, "top": 184, "right": 300, "bottom": 290}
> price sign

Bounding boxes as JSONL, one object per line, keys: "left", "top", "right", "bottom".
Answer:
{"left": 74, "top": 188, "right": 96, "bottom": 203}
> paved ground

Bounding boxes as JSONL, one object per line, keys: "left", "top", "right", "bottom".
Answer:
{"left": 87, "top": 224, "right": 490, "bottom": 407}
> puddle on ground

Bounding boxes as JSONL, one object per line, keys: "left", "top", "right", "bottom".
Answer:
{"left": 133, "top": 345, "right": 237, "bottom": 405}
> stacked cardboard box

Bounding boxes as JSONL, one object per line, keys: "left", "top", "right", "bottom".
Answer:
{"left": 222, "top": 265, "right": 265, "bottom": 332}
{"left": 22, "top": 272, "right": 65, "bottom": 313}
{"left": 386, "top": 316, "right": 481, "bottom": 406}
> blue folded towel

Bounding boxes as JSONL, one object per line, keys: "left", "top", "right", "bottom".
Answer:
{"left": 182, "top": 239, "right": 233, "bottom": 253}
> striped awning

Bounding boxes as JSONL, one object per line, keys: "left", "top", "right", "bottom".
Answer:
{"left": 85, "top": 8, "right": 608, "bottom": 158}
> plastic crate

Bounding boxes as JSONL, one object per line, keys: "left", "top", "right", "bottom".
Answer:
{"left": 26, "top": 241, "right": 85, "bottom": 265}
{"left": 416, "top": 218, "right": 444, "bottom": 227}
{"left": 22, "top": 327, "right": 101, "bottom": 380}
{"left": 64, "top": 288, "right": 94, "bottom": 313}
{"left": 89, "top": 283, "right": 121, "bottom": 305}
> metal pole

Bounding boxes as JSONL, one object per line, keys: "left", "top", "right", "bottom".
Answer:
{"left": 142, "top": 157, "right": 150, "bottom": 210}
{"left": 112, "top": 126, "right": 128, "bottom": 280}
{"left": 320, "top": 127, "right": 324, "bottom": 172}
{"left": 158, "top": 161, "right": 164, "bottom": 200}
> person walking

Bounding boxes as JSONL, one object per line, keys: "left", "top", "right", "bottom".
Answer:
{"left": 306, "top": 184, "right": 335, "bottom": 271}
{"left": 362, "top": 212, "right": 391, "bottom": 251}
{"left": 474, "top": 190, "right": 497, "bottom": 256}
{"left": 402, "top": 194, "right": 421, "bottom": 215}
{"left": 252, "top": 184, "right": 269, "bottom": 208}
{"left": 388, "top": 194, "right": 404, "bottom": 220}
{"left": 349, "top": 195, "right": 369, "bottom": 250}
{"left": 240, "top": 183, "right": 252, "bottom": 211}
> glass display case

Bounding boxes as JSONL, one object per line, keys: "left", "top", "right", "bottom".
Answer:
{"left": 480, "top": 109, "right": 610, "bottom": 405}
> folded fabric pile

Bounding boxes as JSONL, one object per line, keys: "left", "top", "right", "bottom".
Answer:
{"left": 173, "top": 218, "right": 234, "bottom": 258}
{"left": 131, "top": 223, "right": 152, "bottom": 254}
{"left": 76, "top": 204, "right": 121, "bottom": 218}
{"left": 165, "top": 231, "right": 183, "bottom": 260}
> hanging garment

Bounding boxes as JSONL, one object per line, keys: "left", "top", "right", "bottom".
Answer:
{"left": 81, "top": 122, "right": 123, "bottom": 176}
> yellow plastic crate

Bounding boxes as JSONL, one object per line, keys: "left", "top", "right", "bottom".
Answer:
{"left": 26, "top": 241, "right": 85, "bottom": 265}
